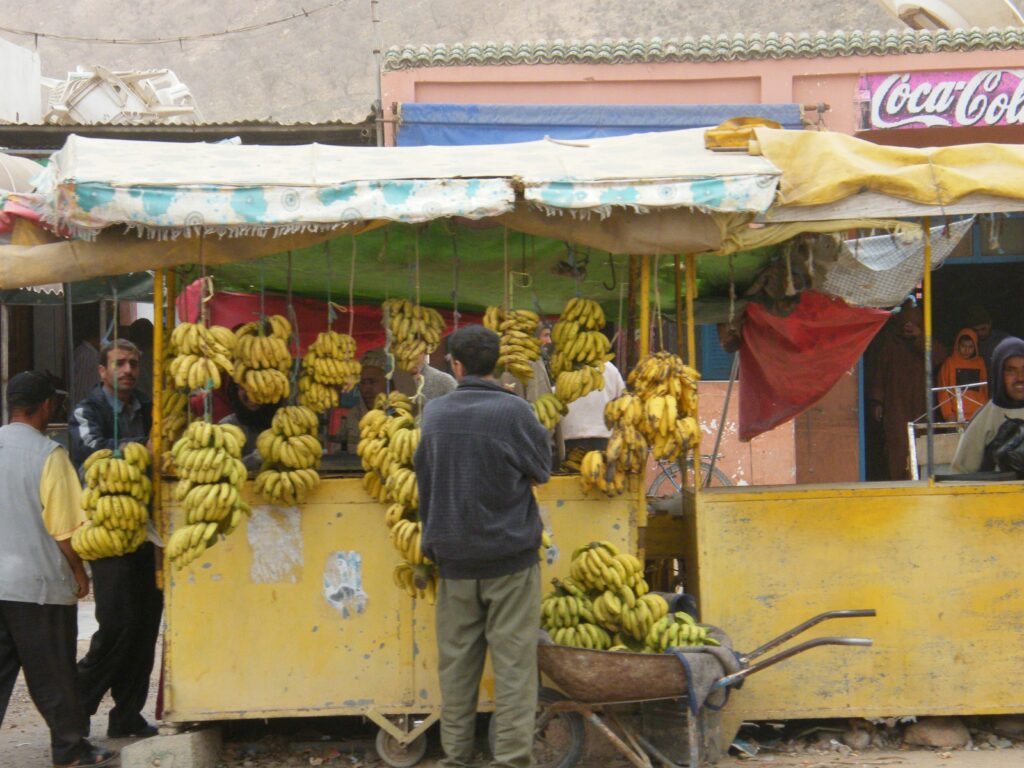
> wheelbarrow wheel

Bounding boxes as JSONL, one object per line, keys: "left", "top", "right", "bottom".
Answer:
{"left": 375, "top": 727, "right": 428, "bottom": 768}
{"left": 488, "top": 687, "right": 585, "bottom": 768}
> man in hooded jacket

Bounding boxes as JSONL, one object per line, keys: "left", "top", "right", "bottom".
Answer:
{"left": 951, "top": 337, "right": 1024, "bottom": 473}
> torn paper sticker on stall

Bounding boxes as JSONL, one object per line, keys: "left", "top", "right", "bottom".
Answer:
{"left": 323, "top": 551, "right": 368, "bottom": 618}
{"left": 247, "top": 505, "right": 303, "bottom": 583}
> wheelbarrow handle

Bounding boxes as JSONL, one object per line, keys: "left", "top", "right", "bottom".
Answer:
{"left": 741, "top": 609, "right": 876, "bottom": 663}
{"left": 714, "top": 636, "right": 873, "bottom": 690}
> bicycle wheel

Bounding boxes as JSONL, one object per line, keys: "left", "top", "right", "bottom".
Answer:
{"left": 647, "top": 458, "right": 731, "bottom": 496}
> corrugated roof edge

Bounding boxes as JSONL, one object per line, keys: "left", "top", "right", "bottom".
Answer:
{"left": 383, "top": 27, "right": 1024, "bottom": 70}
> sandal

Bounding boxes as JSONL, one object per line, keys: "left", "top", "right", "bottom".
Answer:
{"left": 54, "top": 745, "right": 117, "bottom": 767}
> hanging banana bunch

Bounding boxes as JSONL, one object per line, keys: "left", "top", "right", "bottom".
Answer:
{"left": 297, "top": 330, "right": 360, "bottom": 414}
{"left": 358, "top": 388, "right": 438, "bottom": 603}
{"left": 233, "top": 315, "right": 293, "bottom": 405}
{"left": 551, "top": 298, "right": 613, "bottom": 404}
{"left": 164, "top": 421, "right": 251, "bottom": 569}
{"left": 167, "top": 322, "right": 237, "bottom": 390}
{"left": 628, "top": 352, "right": 701, "bottom": 462}
{"left": 253, "top": 405, "right": 323, "bottom": 506}
{"left": 382, "top": 298, "right": 446, "bottom": 372}
{"left": 532, "top": 393, "right": 568, "bottom": 431}
{"left": 484, "top": 306, "right": 542, "bottom": 383}
{"left": 72, "top": 443, "right": 152, "bottom": 560}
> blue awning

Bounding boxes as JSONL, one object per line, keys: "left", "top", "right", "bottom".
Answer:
{"left": 396, "top": 103, "right": 804, "bottom": 146}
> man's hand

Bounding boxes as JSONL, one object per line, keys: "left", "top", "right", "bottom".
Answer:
{"left": 74, "top": 570, "right": 90, "bottom": 600}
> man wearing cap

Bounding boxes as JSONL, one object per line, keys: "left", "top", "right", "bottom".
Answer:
{"left": 69, "top": 339, "right": 161, "bottom": 740}
{"left": 0, "top": 372, "right": 116, "bottom": 768}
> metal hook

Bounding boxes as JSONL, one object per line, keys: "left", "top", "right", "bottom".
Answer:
{"left": 602, "top": 253, "right": 618, "bottom": 291}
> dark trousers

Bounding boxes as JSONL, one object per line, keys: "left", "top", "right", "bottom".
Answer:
{"left": 77, "top": 543, "right": 163, "bottom": 734}
{"left": 0, "top": 600, "right": 90, "bottom": 765}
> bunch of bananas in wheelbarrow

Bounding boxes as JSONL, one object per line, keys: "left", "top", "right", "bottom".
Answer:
{"left": 542, "top": 541, "right": 718, "bottom": 653}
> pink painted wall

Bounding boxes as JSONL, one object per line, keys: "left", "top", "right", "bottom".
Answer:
{"left": 383, "top": 48, "right": 1024, "bottom": 142}
{"left": 645, "top": 380, "right": 796, "bottom": 491}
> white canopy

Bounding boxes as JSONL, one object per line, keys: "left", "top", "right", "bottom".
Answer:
{"left": 35, "top": 130, "right": 782, "bottom": 239}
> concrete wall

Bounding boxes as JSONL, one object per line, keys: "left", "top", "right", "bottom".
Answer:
{"left": 0, "top": 37, "right": 41, "bottom": 123}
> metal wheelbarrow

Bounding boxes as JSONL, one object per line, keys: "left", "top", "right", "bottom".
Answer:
{"left": 519, "top": 609, "right": 876, "bottom": 768}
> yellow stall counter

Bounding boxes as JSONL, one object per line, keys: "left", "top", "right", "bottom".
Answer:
{"left": 163, "top": 475, "right": 636, "bottom": 723}
{"left": 683, "top": 481, "right": 1024, "bottom": 727}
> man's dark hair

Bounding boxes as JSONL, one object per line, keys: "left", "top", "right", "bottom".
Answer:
{"left": 99, "top": 338, "right": 141, "bottom": 368}
{"left": 448, "top": 325, "right": 499, "bottom": 377}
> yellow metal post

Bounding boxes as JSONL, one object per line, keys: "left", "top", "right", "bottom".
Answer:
{"left": 922, "top": 217, "right": 934, "bottom": 485}
{"left": 637, "top": 256, "right": 651, "bottom": 531}
{"left": 674, "top": 255, "right": 684, "bottom": 359}
{"left": 685, "top": 254, "right": 700, "bottom": 498}
{"left": 638, "top": 256, "right": 651, "bottom": 359}
{"left": 151, "top": 271, "right": 165, "bottom": 591}
{"left": 684, "top": 254, "right": 697, "bottom": 369}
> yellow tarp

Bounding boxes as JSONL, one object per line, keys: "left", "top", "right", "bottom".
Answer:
{"left": 755, "top": 127, "right": 1024, "bottom": 208}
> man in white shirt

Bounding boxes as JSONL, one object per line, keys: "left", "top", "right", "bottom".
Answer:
{"left": 560, "top": 360, "right": 626, "bottom": 454}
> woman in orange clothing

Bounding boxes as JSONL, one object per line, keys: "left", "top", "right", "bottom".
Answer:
{"left": 938, "top": 328, "right": 988, "bottom": 422}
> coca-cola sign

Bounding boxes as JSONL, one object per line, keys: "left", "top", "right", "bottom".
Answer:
{"left": 858, "top": 70, "right": 1024, "bottom": 130}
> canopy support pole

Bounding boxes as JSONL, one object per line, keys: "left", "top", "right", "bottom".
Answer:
{"left": 923, "top": 217, "right": 934, "bottom": 484}
{"left": 1, "top": 303, "right": 8, "bottom": 424}
{"left": 151, "top": 270, "right": 165, "bottom": 556}
{"left": 637, "top": 256, "right": 652, "bottom": 537}
{"left": 674, "top": 255, "right": 684, "bottom": 359}
{"left": 627, "top": 256, "right": 640, "bottom": 372}
{"left": 685, "top": 254, "right": 699, "bottom": 502}
{"left": 63, "top": 283, "right": 74, "bottom": 416}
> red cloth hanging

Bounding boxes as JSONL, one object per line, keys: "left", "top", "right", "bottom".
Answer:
{"left": 739, "top": 291, "right": 890, "bottom": 441}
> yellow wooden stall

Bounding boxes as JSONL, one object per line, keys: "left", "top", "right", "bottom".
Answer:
{"left": 162, "top": 476, "right": 637, "bottom": 729}
{"left": 652, "top": 480, "right": 1024, "bottom": 739}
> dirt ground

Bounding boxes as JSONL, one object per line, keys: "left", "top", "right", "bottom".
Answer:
{"left": 3, "top": 604, "right": 1022, "bottom": 767}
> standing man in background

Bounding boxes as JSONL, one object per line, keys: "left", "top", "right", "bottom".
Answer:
{"left": 69, "top": 339, "right": 162, "bottom": 740}
{"left": 0, "top": 372, "right": 116, "bottom": 768}
{"left": 415, "top": 325, "right": 551, "bottom": 768}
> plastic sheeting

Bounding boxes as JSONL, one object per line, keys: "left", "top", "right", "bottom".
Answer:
{"left": 33, "top": 130, "right": 781, "bottom": 240}
{"left": 396, "top": 103, "right": 804, "bottom": 146}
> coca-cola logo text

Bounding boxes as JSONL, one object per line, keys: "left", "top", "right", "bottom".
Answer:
{"left": 861, "top": 70, "right": 1024, "bottom": 130}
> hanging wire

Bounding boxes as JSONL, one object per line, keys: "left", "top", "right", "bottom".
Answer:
{"left": 728, "top": 254, "right": 737, "bottom": 324}
{"left": 286, "top": 250, "right": 301, "bottom": 394}
{"left": 348, "top": 236, "right": 357, "bottom": 337}
{"left": 502, "top": 226, "right": 511, "bottom": 312}
{"left": 325, "top": 241, "right": 335, "bottom": 331}
{"left": 414, "top": 227, "right": 421, "bottom": 307}
{"left": 450, "top": 232, "right": 461, "bottom": 331}
{"left": 111, "top": 282, "right": 121, "bottom": 456}
{"left": 653, "top": 253, "right": 664, "bottom": 352}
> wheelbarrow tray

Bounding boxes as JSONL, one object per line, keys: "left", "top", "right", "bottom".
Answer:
{"left": 539, "top": 644, "right": 712, "bottom": 705}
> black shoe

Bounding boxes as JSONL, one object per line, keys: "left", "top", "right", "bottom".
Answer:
{"left": 54, "top": 744, "right": 117, "bottom": 767}
{"left": 107, "top": 722, "right": 158, "bottom": 738}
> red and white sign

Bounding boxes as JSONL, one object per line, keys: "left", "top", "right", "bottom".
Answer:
{"left": 858, "top": 70, "right": 1024, "bottom": 130}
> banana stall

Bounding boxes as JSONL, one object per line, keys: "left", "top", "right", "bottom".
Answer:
{"left": 5, "top": 127, "right": 1024, "bottom": 758}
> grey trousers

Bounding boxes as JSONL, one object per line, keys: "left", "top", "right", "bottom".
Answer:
{"left": 436, "top": 564, "right": 540, "bottom": 768}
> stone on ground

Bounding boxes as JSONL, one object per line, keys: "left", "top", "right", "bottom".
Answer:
{"left": 903, "top": 717, "right": 970, "bottom": 749}
{"left": 120, "top": 728, "right": 222, "bottom": 768}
